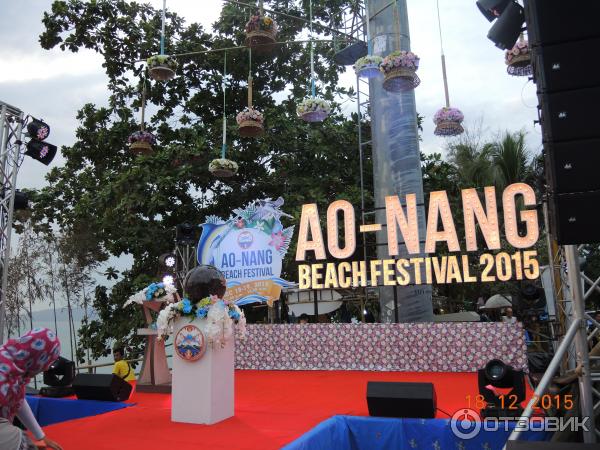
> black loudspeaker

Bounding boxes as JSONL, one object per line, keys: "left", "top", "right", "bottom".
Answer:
{"left": 533, "top": 38, "right": 600, "bottom": 93}
{"left": 539, "top": 86, "right": 600, "bottom": 143}
{"left": 72, "top": 374, "right": 132, "bottom": 402}
{"left": 526, "top": 1, "right": 600, "bottom": 246}
{"left": 524, "top": 0, "right": 600, "bottom": 46}
{"left": 544, "top": 139, "right": 600, "bottom": 194}
{"left": 366, "top": 382, "right": 436, "bottom": 418}
{"left": 548, "top": 191, "right": 600, "bottom": 245}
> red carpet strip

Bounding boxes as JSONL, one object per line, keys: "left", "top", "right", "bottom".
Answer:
{"left": 43, "top": 370, "right": 519, "bottom": 450}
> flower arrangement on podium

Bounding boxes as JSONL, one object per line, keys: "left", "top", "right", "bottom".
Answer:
{"left": 156, "top": 296, "right": 246, "bottom": 347}
{"left": 297, "top": 97, "right": 331, "bottom": 123}
{"left": 124, "top": 281, "right": 178, "bottom": 307}
{"left": 380, "top": 50, "right": 421, "bottom": 93}
{"left": 147, "top": 54, "right": 178, "bottom": 81}
{"left": 128, "top": 130, "right": 156, "bottom": 155}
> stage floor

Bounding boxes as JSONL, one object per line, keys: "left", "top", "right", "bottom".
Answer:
{"left": 44, "top": 370, "right": 515, "bottom": 449}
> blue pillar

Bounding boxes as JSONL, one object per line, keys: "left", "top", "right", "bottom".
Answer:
{"left": 368, "top": 0, "right": 433, "bottom": 322}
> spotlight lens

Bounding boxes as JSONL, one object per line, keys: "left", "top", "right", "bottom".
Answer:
{"left": 485, "top": 359, "right": 507, "bottom": 382}
{"left": 165, "top": 256, "right": 176, "bottom": 268}
{"left": 163, "top": 275, "right": 174, "bottom": 286}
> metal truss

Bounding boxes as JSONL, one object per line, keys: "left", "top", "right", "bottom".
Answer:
{"left": 174, "top": 243, "right": 197, "bottom": 292}
{"left": 0, "top": 101, "right": 25, "bottom": 344}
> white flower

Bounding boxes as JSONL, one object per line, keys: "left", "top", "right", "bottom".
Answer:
{"left": 124, "top": 283, "right": 178, "bottom": 308}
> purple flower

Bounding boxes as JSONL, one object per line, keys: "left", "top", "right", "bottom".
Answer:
{"left": 128, "top": 130, "right": 157, "bottom": 145}
{"left": 433, "top": 107, "right": 464, "bottom": 124}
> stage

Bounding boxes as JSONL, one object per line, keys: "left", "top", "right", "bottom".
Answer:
{"left": 38, "top": 370, "right": 538, "bottom": 449}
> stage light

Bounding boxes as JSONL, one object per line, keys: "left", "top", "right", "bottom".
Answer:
{"left": 12, "top": 190, "right": 28, "bottom": 210}
{"left": 176, "top": 222, "right": 197, "bottom": 246}
{"left": 516, "top": 282, "right": 547, "bottom": 319}
{"left": 476, "top": 0, "right": 510, "bottom": 22}
{"left": 162, "top": 275, "right": 175, "bottom": 286}
{"left": 478, "top": 359, "right": 525, "bottom": 418}
{"left": 159, "top": 253, "right": 177, "bottom": 268}
{"left": 27, "top": 119, "right": 50, "bottom": 141}
{"left": 41, "top": 356, "right": 76, "bottom": 398}
{"left": 487, "top": 1, "right": 524, "bottom": 50}
{"left": 25, "top": 139, "right": 57, "bottom": 165}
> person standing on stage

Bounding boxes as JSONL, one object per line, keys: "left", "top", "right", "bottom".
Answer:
{"left": 112, "top": 346, "right": 136, "bottom": 389}
{"left": 0, "top": 328, "right": 63, "bottom": 450}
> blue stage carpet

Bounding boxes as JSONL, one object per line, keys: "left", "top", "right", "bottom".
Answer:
{"left": 26, "top": 395, "right": 133, "bottom": 427}
{"left": 283, "top": 415, "right": 550, "bottom": 450}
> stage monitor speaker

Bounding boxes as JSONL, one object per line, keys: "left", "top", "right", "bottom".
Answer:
{"left": 539, "top": 86, "right": 600, "bottom": 142}
{"left": 532, "top": 38, "right": 600, "bottom": 93}
{"left": 544, "top": 138, "right": 600, "bottom": 194}
{"left": 72, "top": 374, "right": 132, "bottom": 402}
{"left": 548, "top": 190, "right": 600, "bottom": 245}
{"left": 366, "top": 381, "right": 436, "bottom": 419}
{"left": 524, "top": 0, "right": 600, "bottom": 46}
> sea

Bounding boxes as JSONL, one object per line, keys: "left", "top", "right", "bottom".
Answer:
{"left": 8, "top": 306, "right": 126, "bottom": 387}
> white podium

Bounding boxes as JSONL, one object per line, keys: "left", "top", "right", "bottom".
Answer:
{"left": 171, "top": 316, "right": 234, "bottom": 424}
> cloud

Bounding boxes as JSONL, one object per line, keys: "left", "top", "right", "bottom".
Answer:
{"left": 1, "top": 2, "right": 543, "bottom": 199}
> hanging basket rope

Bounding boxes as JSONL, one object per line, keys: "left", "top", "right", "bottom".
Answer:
{"left": 129, "top": 77, "right": 156, "bottom": 155}
{"left": 237, "top": 49, "right": 264, "bottom": 138}
{"left": 210, "top": 52, "right": 238, "bottom": 178}
{"left": 147, "top": 0, "right": 177, "bottom": 81}
{"left": 381, "top": 3, "right": 420, "bottom": 93}
{"left": 353, "top": 1, "right": 382, "bottom": 79}
{"left": 433, "top": 0, "right": 464, "bottom": 137}
{"left": 298, "top": 0, "right": 330, "bottom": 123}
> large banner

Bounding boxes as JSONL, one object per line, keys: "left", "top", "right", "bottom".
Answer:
{"left": 197, "top": 198, "right": 295, "bottom": 306}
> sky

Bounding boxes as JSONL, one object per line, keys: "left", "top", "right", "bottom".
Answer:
{"left": 0, "top": 0, "right": 541, "bottom": 289}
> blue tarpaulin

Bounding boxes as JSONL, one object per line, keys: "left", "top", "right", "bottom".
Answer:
{"left": 26, "top": 395, "right": 132, "bottom": 427}
{"left": 283, "top": 416, "right": 550, "bottom": 450}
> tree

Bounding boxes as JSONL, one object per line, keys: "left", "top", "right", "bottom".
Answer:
{"left": 33, "top": 0, "right": 371, "bottom": 358}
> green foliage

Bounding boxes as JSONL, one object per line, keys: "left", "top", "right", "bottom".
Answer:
{"left": 33, "top": 0, "right": 371, "bottom": 355}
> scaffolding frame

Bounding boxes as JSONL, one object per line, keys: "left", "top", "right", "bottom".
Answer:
{"left": 0, "top": 101, "right": 25, "bottom": 344}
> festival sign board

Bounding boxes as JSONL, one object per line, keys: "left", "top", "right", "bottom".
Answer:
{"left": 197, "top": 198, "right": 295, "bottom": 306}
{"left": 295, "top": 183, "right": 542, "bottom": 288}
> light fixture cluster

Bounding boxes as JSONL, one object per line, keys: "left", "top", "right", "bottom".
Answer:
{"left": 25, "top": 118, "right": 57, "bottom": 166}
{"left": 477, "top": 0, "right": 524, "bottom": 50}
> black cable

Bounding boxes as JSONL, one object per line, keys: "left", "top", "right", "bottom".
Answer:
{"left": 437, "top": 407, "right": 452, "bottom": 418}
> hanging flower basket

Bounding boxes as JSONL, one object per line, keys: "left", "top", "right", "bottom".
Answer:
{"left": 245, "top": 15, "right": 278, "bottom": 54}
{"left": 297, "top": 98, "right": 331, "bottom": 123}
{"left": 380, "top": 51, "right": 421, "bottom": 93}
{"left": 353, "top": 55, "right": 383, "bottom": 79}
{"left": 505, "top": 38, "right": 532, "bottom": 77}
{"left": 147, "top": 55, "right": 178, "bottom": 81}
{"left": 209, "top": 158, "right": 238, "bottom": 178}
{"left": 128, "top": 130, "right": 156, "bottom": 155}
{"left": 433, "top": 107, "right": 465, "bottom": 137}
{"left": 236, "top": 107, "right": 264, "bottom": 138}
